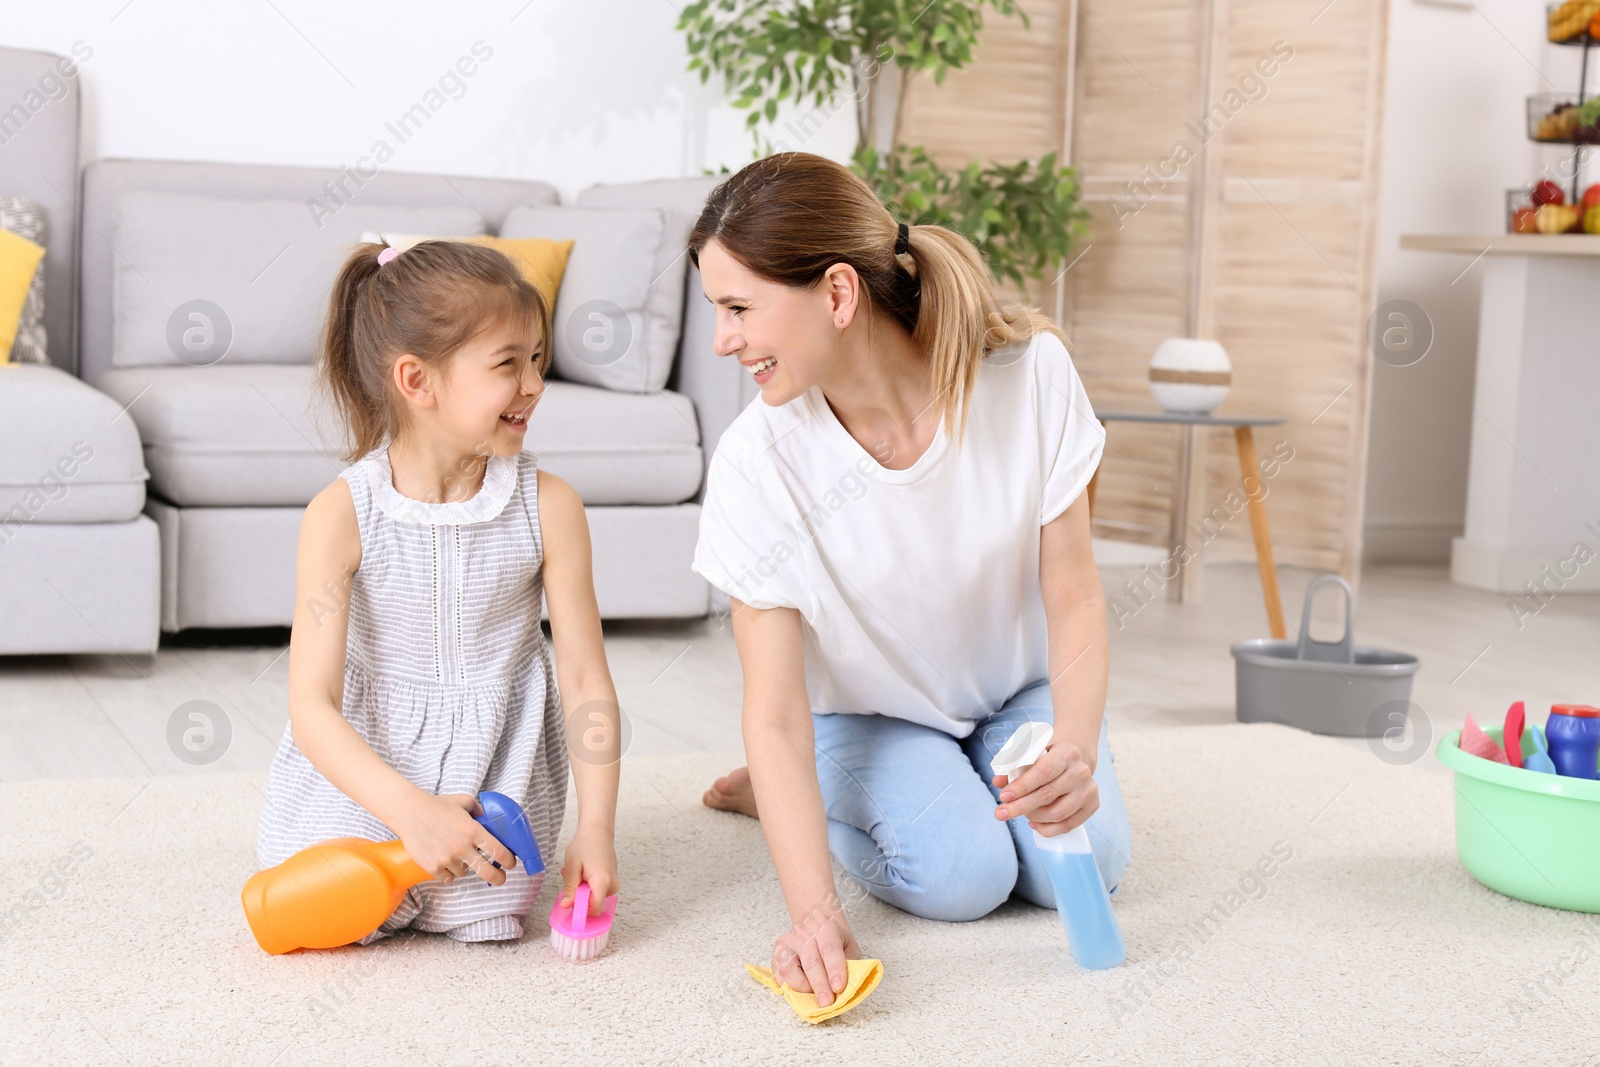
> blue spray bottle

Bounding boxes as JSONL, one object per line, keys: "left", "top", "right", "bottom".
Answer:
{"left": 994, "top": 722, "right": 1126, "bottom": 970}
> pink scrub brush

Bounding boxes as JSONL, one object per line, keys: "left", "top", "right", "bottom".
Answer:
{"left": 549, "top": 881, "right": 617, "bottom": 961}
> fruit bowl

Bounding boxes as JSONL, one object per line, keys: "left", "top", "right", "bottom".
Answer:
{"left": 1529, "top": 93, "right": 1600, "bottom": 144}
{"left": 1506, "top": 184, "right": 1593, "bottom": 233}
{"left": 1548, "top": 0, "right": 1600, "bottom": 43}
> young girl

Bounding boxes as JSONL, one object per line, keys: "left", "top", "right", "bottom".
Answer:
{"left": 256, "top": 239, "right": 621, "bottom": 944}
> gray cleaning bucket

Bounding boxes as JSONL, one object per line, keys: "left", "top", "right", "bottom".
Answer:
{"left": 1230, "top": 575, "right": 1420, "bottom": 738}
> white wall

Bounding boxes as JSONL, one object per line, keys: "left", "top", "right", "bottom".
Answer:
{"left": 1366, "top": 0, "right": 1596, "bottom": 562}
{"left": 8, "top": 1, "right": 1583, "bottom": 566}
{"left": 3, "top": 0, "right": 859, "bottom": 203}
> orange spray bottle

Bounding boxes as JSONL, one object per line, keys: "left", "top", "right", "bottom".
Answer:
{"left": 241, "top": 791, "right": 542, "bottom": 954}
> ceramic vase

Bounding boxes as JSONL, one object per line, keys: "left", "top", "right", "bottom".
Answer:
{"left": 1148, "top": 338, "right": 1231, "bottom": 415}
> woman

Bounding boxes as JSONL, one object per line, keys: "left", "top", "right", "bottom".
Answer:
{"left": 688, "top": 153, "right": 1131, "bottom": 1008}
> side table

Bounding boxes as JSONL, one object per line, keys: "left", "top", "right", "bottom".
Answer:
{"left": 1088, "top": 411, "right": 1287, "bottom": 639}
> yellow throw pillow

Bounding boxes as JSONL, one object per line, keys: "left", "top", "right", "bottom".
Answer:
{"left": 0, "top": 229, "right": 46, "bottom": 364}
{"left": 465, "top": 236, "right": 572, "bottom": 316}
{"left": 370, "top": 231, "right": 573, "bottom": 315}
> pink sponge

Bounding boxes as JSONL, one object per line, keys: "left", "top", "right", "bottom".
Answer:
{"left": 1460, "top": 714, "right": 1508, "bottom": 764}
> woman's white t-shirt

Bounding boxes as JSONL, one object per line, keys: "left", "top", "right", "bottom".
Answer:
{"left": 690, "top": 330, "right": 1104, "bottom": 738}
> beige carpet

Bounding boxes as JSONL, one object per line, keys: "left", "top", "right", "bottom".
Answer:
{"left": 1, "top": 722, "right": 1595, "bottom": 1066}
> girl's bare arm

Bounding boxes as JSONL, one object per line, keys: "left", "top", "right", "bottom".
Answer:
{"left": 537, "top": 470, "right": 621, "bottom": 904}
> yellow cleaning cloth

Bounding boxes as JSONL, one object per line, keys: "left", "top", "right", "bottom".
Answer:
{"left": 745, "top": 958, "right": 883, "bottom": 1023}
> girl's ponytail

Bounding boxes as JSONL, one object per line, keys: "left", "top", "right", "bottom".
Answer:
{"left": 316, "top": 244, "right": 390, "bottom": 464}
{"left": 688, "top": 151, "right": 1063, "bottom": 445}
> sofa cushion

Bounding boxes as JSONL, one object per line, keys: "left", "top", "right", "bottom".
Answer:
{"left": 362, "top": 231, "right": 574, "bottom": 317}
{"left": 526, "top": 381, "right": 703, "bottom": 505}
{"left": 575, "top": 175, "right": 721, "bottom": 216}
{"left": 0, "top": 228, "right": 45, "bottom": 363}
{"left": 0, "top": 196, "right": 49, "bottom": 364}
{"left": 0, "top": 363, "right": 148, "bottom": 526}
{"left": 111, "top": 193, "right": 487, "bottom": 369}
{"left": 96, "top": 364, "right": 703, "bottom": 508}
{"left": 96, "top": 364, "right": 348, "bottom": 507}
{"left": 500, "top": 205, "right": 690, "bottom": 394}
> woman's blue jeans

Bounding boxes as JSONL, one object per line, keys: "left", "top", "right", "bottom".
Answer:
{"left": 811, "top": 678, "right": 1132, "bottom": 922}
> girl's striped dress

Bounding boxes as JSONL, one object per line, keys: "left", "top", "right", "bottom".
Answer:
{"left": 256, "top": 446, "right": 567, "bottom": 943}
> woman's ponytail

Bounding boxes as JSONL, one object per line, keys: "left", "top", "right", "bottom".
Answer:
{"left": 902, "top": 224, "right": 1063, "bottom": 442}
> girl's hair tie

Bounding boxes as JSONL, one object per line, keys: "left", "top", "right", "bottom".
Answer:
{"left": 893, "top": 221, "right": 910, "bottom": 256}
{"left": 376, "top": 245, "right": 403, "bottom": 267}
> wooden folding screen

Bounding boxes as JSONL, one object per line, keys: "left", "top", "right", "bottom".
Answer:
{"left": 900, "top": 0, "right": 1389, "bottom": 579}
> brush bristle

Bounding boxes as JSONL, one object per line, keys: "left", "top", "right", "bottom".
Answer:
{"left": 550, "top": 927, "right": 610, "bottom": 961}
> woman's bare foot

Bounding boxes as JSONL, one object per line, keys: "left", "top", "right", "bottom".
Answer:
{"left": 702, "top": 766, "right": 759, "bottom": 818}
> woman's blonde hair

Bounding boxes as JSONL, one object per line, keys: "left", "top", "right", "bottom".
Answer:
{"left": 316, "top": 240, "right": 552, "bottom": 463}
{"left": 687, "top": 151, "right": 1064, "bottom": 443}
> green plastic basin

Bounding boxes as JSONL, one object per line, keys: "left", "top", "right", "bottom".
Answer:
{"left": 1436, "top": 725, "right": 1600, "bottom": 913}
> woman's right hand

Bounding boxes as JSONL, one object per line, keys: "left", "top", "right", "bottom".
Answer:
{"left": 391, "top": 792, "right": 517, "bottom": 887}
{"left": 770, "top": 904, "right": 862, "bottom": 1008}
{"left": 726, "top": 598, "right": 864, "bottom": 1007}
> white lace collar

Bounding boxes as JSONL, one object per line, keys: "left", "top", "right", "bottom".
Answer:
{"left": 366, "top": 446, "right": 518, "bottom": 526}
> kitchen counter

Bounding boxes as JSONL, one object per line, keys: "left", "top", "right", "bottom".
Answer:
{"left": 1400, "top": 233, "right": 1600, "bottom": 257}
{"left": 1402, "top": 233, "right": 1600, "bottom": 595}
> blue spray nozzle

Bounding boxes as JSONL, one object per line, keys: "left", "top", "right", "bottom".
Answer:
{"left": 474, "top": 791, "right": 544, "bottom": 875}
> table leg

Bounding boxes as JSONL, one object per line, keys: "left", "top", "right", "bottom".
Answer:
{"left": 1234, "top": 425, "right": 1286, "bottom": 639}
{"left": 1168, "top": 424, "right": 1207, "bottom": 603}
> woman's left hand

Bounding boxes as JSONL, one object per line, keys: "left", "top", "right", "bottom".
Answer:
{"left": 992, "top": 734, "right": 1100, "bottom": 837}
{"left": 558, "top": 825, "right": 619, "bottom": 915}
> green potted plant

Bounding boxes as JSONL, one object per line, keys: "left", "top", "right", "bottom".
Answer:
{"left": 677, "top": 0, "right": 1090, "bottom": 289}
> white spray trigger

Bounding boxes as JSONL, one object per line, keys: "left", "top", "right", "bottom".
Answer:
{"left": 992, "top": 721, "right": 1054, "bottom": 782}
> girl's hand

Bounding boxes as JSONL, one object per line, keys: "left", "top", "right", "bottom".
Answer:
{"left": 392, "top": 792, "right": 517, "bottom": 886}
{"left": 558, "top": 826, "right": 619, "bottom": 914}
{"left": 771, "top": 904, "right": 862, "bottom": 1009}
{"left": 993, "top": 735, "right": 1100, "bottom": 837}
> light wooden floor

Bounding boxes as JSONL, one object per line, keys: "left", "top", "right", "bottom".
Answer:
{"left": 1, "top": 561, "right": 1593, "bottom": 782}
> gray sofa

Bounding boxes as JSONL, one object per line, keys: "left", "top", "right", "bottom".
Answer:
{"left": 0, "top": 45, "right": 755, "bottom": 653}
{"left": 85, "top": 162, "right": 753, "bottom": 633}
{"left": 0, "top": 46, "right": 159, "bottom": 655}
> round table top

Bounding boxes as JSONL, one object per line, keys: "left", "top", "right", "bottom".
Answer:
{"left": 1096, "top": 409, "right": 1285, "bottom": 427}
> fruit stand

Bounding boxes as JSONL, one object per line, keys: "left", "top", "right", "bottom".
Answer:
{"left": 1398, "top": 7, "right": 1600, "bottom": 591}
{"left": 1514, "top": 2, "right": 1600, "bottom": 233}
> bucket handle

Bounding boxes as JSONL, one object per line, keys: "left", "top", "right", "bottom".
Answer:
{"left": 1295, "top": 575, "right": 1356, "bottom": 665}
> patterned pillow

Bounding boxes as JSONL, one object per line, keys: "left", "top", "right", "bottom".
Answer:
{"left": 0, "top": 196, "right": 48, "bottom": 365}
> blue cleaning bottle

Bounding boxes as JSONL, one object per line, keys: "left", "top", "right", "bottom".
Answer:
{"left": 1545, "top": 705, "right": 1600, "bottom": 779}
{"left": 994, "top": 722, "right": 1126, "bottom": 970}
